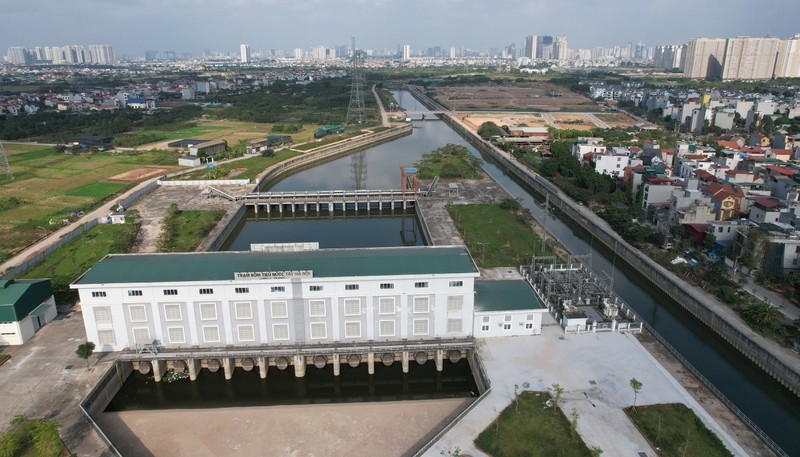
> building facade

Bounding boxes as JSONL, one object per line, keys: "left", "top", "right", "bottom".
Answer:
{"left": 684, "top": 38, "right": 726, "bottom": 79}
{"left": 0, "top": 279, "right": 57, "bottom": 346}
{"left": 71, "top": 247, "right": 481, "bottom": 353}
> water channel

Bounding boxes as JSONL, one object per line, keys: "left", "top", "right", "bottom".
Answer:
{"left": 224, "top": 90, "right": 800, "bottom": 455}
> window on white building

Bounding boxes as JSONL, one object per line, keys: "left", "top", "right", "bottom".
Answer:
{"left": 448, "top": 281, "right": 463, "bottom": 287}
{"left": 414, "top": 282, "right": 428, "bottom": 288}
{"left": 310, "top": 322, "right": 327, "bottom": 339}
{"left": 525, "top": 323, "right": 534, "bottom": 329}
{"left": 271, "top": 286, "right": 285, "bottom": 293}
{"left": 380, "top": 283, "right": 394, "bottom": 290}
{"left": 345, "top": 284, "right": 359, "bottom": 291}
{"left": 447, "top": 296, "right": 463, "bottom": 312}
{"left": 503, "top": 323, "right": 512, "bottom": 330}
{"left": 413, "top": 296, "right": 430, "bottom": 314}
{"left": 379, "top": 320, "right": 395, "bottom": 337}
{"left": 309, "top": 285, "right": 323, "bottom": 292}
{"left": 482, "top": 315, "right": 490, "bottom": 323}
{"left": 97, "top": 329, "right": 116, "bottom": 346}
{"left": 163, "top": 289, "right": 178, "bottom": 296}
{"left": 413, "top": 319, "right": 429, "bottom": 335}
{"left": 271, "top": 301, "right": 288, "bottom": 318}
{"left": 343, "top": 299, "right": 361, "bottom": 316}
{"left": 167, "top": 327, "right": 185, "bottom": 344}
{"left": 91, "top": 291, "right": 107, "bottom": 298}
{"left": 526, "top": 314, "right": 534, "bottom": 321}
{"left": 345, "top": 321, "right": 361, "bottom": 338}
{"left": 199, "top": 303, "right": 217, "bottom": 320}
{"left": 235, "top": 287, "right": 249, "bottom": 294}
{"left": 273, "top": 323, "right": 290, "bottom": 340}
{"left": 504, "top": 315, "right": 512, "bottom": 322}
{"left": 127, "top": 290, "right": 142, "bottom": 297}
{"left": 163, "top": 304, "right": 182, "bottom": 321}
{"left": 378, "top": 298, "right": 395, "bottom": 315}
{"left": 132, "top": 327, "right": 150, "bottom": 344}
{"left": 238, "top": 325, "right": 255, "bottom": 341}
{"left": 447, "top": 319, "right": 462, "bottom": 333}
{"left": 94, "top": 306, "right": 112, "bottom": 324}
{"left": 481, "top": 325, "right": 490, "bottom": 332}
{"left": 202, "top": 326, "right": 220, "bottom": 343}
{"left": 128, "top": 305, "right": 147, "bottom": 323}
{"left": 199, "top": 288, "right": 214, "bottom": 295}
{"left": 309, "top": 300, "right": 326, "bottom": 317}
{"left": 235, "top": 302, "right": 253, "bottom": 320}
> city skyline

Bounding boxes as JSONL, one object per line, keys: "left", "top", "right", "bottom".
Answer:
{"left": 3, "top": 0, "right": 799, "bottom": 58}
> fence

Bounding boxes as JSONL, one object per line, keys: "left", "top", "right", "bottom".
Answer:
{"left": 158, "top": 178, "right": 251, "bottom": 186}
{"left": 1, "top": 219, "right": 98, "bottom": 279}
{"left": 441, "top": 112, "right": 800, "bottom": 398}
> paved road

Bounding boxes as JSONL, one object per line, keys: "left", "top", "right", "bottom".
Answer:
{"left": 424, "top": 327, "right": 750, "bottom": 457}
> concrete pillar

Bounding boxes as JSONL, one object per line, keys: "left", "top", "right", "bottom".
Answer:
{"left": 223, "top": 357, "right": 233, "bottom": 380}
{"left": 187, "top": 358, "right": 199, "bottom": 381}
{"left": 435, "top": 350, "right": 444, "bottom": 372}
{"left": 333, "top": 354, "right": 340, "bottom": 376}
{"left": 367, "top": 352, "right": 375, "bottom": 375}
{"left": 254, "top": 204, "right": 258, "bottom": 215}
{"left": 402, "top": 351, "right": 409, "bottom": 374}
{"left": 611, "top": 319, "right": 618, "bottom": 331}
{"left": 152, "top": 360, "right": 164, "bottom": 382}
{"left": 294, "top": 355, "right": 306, "bottom": 378}
{"left": 258, "top": 356, "right": 268, "bottom": 380}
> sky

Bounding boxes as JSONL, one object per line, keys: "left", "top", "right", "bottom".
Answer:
{"left": 3, "top": 0, "right": 799, "bottom": 58}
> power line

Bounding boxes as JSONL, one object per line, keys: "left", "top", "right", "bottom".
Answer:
{"left": 345, "top": 49, "right": 366, "bottom": 125}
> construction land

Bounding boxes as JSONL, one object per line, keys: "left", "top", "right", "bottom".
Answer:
{"left": 432, "top": 82, "right": 596, "bottom": 112}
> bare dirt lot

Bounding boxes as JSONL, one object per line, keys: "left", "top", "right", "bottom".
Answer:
{"left": 432, "top": 82, "right": 595, "bottom": 111}
{"left": 98, "top": 398, "right": 471, "bottom": 457}
{"left": 108, "top": 166, "right": 172, "bottom": 182}
{"left": 460, "top": 111, "right": 645, "bottom": 133}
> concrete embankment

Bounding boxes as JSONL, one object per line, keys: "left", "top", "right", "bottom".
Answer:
{"left": 440, "top": 112, "right": 800, "bottom": 398}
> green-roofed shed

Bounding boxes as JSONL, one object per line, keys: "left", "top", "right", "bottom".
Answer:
{"left": 0, "top": 278, "right": 57, "bottom": 346}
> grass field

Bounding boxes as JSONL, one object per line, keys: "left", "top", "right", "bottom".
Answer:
{"left": 0, "top": 144, "right": 179, "bottom": 263}
{"left": 415, "top": 144, "right": 482, "bottom": 180}
{"left": 475, "top": 392, "right": 595, "bottom": 457}
{"left": 625, "top": 404, "right": 733, "bottom": 457}
{"left": 447, "top": 203, "right": 546, "bottom": 268}
{"left": 158, "top": 207, "right": 225, "bottom": 252}
{"left": 172, "top": 149, "right": 304, "bottom": 181}
{"left": 20, "top": 222, "right": 139, "bottom": 303}
{"left": 134, "top": 120, "right": 322, "bottom": 150}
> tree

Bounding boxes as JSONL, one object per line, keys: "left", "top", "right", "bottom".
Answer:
{"left": 75, "top": 342, "right": 95, "bottom": 370}
{"left": 630, "top": 377, "right": 643, "bottom": 410}
{"left": 477, "top": 121, "right": 504, "bottom": 141}
{"left": 551, "top": 383, "right": 564, "bottom": 407}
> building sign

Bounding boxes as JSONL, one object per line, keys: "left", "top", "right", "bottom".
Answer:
{"left": 234, "top": 270, "right": 313, "bottom": 280}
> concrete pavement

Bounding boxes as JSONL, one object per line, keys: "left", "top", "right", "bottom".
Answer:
{"left": 423, "top": 325, "right": 749, "bottom": 457}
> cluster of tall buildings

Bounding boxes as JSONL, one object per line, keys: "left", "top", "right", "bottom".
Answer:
{"left": 523, "top": 35, "right": 568, "bottom": 61}
{"left": 681, "top": 35, "right": 800, "bottom": 80}
{"left": 5, "top": 44, "right": 115, "bottom": 65}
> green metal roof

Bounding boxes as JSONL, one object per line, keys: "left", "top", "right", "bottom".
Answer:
{"left": 474, "top": 280, "right": 544, "bottom": 312}
{"left": 0, "top": 279, "right": 53, "bottom": 322}
{"left": 72, "top": 246, "right": 478, "bottom": 286}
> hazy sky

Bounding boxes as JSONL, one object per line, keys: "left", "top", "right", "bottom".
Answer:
{"left": 3, "top": 0, "right": 799, "bottom": 57}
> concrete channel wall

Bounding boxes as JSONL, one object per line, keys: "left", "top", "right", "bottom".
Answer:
{"left": 255, "top": 124, "right": 413, "bottom": 190}
{"left": 440, "top": 112, "right": 800, "bottom": 398}
{"left": 199, "top": 203, "right": 248, "bottom": 252}
{"left": 79, "top": 361, "right": 132, "bottom": 457}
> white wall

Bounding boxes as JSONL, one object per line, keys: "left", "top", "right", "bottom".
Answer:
{"left": 472, "top": 310, "right": 544, "bottom": 338}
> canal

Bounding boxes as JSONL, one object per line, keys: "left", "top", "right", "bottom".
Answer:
{"left": 232, "top": 89, "right": 798, "bottom": 455}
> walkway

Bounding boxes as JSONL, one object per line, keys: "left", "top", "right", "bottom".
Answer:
{"left": 423, "top": 327, "right": 749, "bottom": 457}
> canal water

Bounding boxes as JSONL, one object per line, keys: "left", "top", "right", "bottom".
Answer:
{"left": 248, "top": 90, "right": 799, "bottom": 453}
{"left": 115, "top": 90, "right": 800, "bottom": 454}
{"left": 107, "top": 360, "right": 477, "bottom": 411}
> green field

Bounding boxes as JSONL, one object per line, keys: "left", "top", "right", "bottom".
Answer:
{"left": 158, "top": 206, "right": 225, "bottom": 252}
{"left": 448, "top": 203, "right": 547, "bottom": 268}
{"left": 415, "top": 144, "right": 482, "bottom": 179}
{"left": 20, "top": 222, "right": 139, "bottom": 303}
{"left": 626, "top": 404, "right": 733, "bottom": 457}
{"left": 114, "top": 124, "right": 227, "bottom": 147}
{"left": 0, "top": 144, "right": 179, "bottom": 263}
{"left": 475, "top": 392, "right": 595, "bottom": 457}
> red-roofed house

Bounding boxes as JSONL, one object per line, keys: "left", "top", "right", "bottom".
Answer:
{"left": 693, "top": 169, "right": 717, "bottom": 184}
{"left": 767, "top": 148, "right": 793, "bottom": 162}
{"left": 704, "top": 183, "right": 744, "bottom": 220}
{"left": 765, "top": 165, "right": 796, "bottom": 179}
{"left": 716, "top": 140, "right": 741, "bottom": 151}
